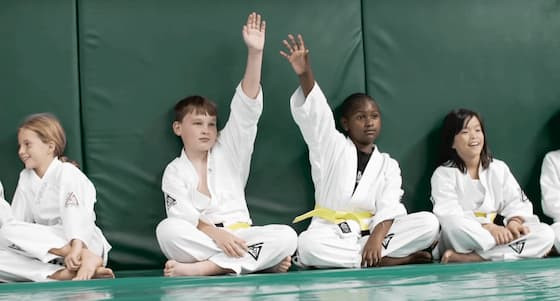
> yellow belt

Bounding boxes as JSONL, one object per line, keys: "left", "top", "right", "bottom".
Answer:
{"left": 293, "top": 205, "right": 373, "bottom": 231}
{"left": 474, "top": 211, "right": 497, "bottom": 223}
{"left": 216, "top": 222, "right": 251, "bottom": 230}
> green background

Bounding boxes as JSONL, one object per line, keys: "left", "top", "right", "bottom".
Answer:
{"left": 1, "top": 0, "right": 559, "bottom": 270}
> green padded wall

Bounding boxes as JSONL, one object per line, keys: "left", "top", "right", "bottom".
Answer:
{"left": 363, "top": 0, "right": 560, "bottom": 218}
{"left": 77, "top": 0, "right": 364, "bottom": 269}
{"left": 0, "top": 0, "right": 81, "bottom": 201}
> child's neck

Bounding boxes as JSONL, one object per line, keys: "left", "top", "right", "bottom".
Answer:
{"left": 354, "top": 142, "right": 374, "bottom": 154}
{"left": 34, "top": 157, "right": 55, "bottom": 179}
{"left": 184, "top": 147, "right": 208, "bottom": 163}
{"left": 464, "top": 156, "right": 481, "bottom": 179}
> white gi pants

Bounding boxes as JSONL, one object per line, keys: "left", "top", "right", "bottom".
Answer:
{"left": 438, "top": 216, "right": 554, "bottom": 260}
{"left": 0, "top": 220, "right": 110, "bottom": 266}
{"left": 296, "top": 211, "right": 440, "bottom": 268}
{"left": 156, "top": 218, "right": 298, "bottom": 274}
{"left": 0, "top": 235, "right": 61, "bottom": 282}
{"left": 551, "top": 222, "right": 560, "bottom": 252}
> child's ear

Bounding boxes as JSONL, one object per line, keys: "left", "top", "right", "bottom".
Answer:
{"left": 172, "top": 121, "right": 182, "bottom": 136}
{"left": 47, "top": 141, "right": 56, "bottom": 155}
{"left": 341, "top": 117, "right": 349, "bottom": 131}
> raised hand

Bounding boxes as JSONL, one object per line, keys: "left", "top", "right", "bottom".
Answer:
{"left": 243, "top": 12, "right": 266, "bottom": 52}
{"left": 280, "top": 34, "right": 310, "bottom": 76}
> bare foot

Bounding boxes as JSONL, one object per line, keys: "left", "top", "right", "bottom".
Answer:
{"left": 163, "top": 259, "right": 232, "bottom": 277}
{"left": 440, "top": 249, "right": 485, "bottom": 264}
{"left": 48, "top": 268, "right": 76, "bottom": 280}
{"left": 73, "top": 249, "right": 103, "bottom": 280}
{"left": 262, "top": 256, "right": 292, "bottom": 273}
{"left": 93, "top": 267, "right": 115, "bottom": 279}
{"left": 378, "top": 251, "right": 433, "bottom": 267}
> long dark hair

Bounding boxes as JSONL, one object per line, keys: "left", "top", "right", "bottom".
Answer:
{"left": 437, "top": 108, "right": 492, "bottom": 173}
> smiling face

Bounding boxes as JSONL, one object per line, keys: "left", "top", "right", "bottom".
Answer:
{"left": 173, "top": 112, "right": 218, "bottom": 154}
{"left": 452, "top": 116, "right": 484, "bottom": 163}
{"left": 17, "top": 128, "right": 55, "bottom": 174}
{"left": 341, "top": 99, "right": 382, "bottom": 150}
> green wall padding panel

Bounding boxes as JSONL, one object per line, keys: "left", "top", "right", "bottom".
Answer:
{"left": 0, "top": 0, "right": 81, "bottom": 201}
{"left": 78, "top": 0, "right": 364, "bottom": 269}
{"left": 363, "top": 0, "right": 560, "bottom": 217}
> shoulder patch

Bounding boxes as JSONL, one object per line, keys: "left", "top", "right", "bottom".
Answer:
{"left": 165, "top": 195, "right": 177, "bottom": 209}
{"left": 519, "top": 188, "right": 529, "bottom": 203}
{"left": 65, "top": 192, "right": 80, "bottom": 207}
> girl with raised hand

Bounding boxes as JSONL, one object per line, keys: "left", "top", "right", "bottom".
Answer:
{"left": 281, "top": 34, "right": 439, "bottom": 269}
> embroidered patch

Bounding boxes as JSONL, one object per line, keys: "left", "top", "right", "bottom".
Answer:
{"left": 508, "top": 239, "right": 526, "bottom": 254}
{"left": 520, "top": 188, "right": 529, "bottom": 203}
{"left": 8, "top": 243, "right": 23, "bottom": 252}
{"left": 64, "top": 192, "right": 79, "bottom": 207}
{"left": 382, "top": 233, "right": 395, "bottom": 249}
{"left": 247, "top": 242, "right": 263, "bottom": 261}
{"left": 165, "top": 195, "right": 177, "bottom": 209}
{"left": 338, "top": 221, "right": 351, "bottom": 234}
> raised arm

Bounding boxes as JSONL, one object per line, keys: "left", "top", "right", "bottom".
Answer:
{"left": 241, "top": 12, "right": 265, "bottom": 99}
{"left": 280, "top": 34, "right": 315, "bottom": 97}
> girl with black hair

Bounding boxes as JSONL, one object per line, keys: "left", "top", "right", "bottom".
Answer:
{"left": 432, "top": 109, "right": 554, "bottom": 263}
{"left": 281, "top": 34, "right": 439, "bottom": 268}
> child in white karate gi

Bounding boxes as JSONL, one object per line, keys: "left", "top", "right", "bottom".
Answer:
{"left": 155, "top": 13, "right": 297, "bottom": 277}
{"left": 280, "top": 34, "right": 439, "bottom": 269}
{"left": 432, "top": 108, "right": 554, "bottom": 263}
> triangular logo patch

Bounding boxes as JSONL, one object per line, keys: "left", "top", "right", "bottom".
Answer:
{"left": 8, "top": 243, "right": 23, "bottom": 252}
{"left": 508, "top": 239, "right": 526, "bottom": 254}
{"left": 382, "top": 233, "right": 395, "bottom": 249}
{"left": 64, "top": 192, "right": 79, "bottom": 207}
{"left": 247, "top": 242, "right": 263, "bottom": 261}
{"left": 165, "top": 194, "right": 177, "bottom": 209}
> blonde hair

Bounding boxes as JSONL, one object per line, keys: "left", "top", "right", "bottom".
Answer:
{"left": 19, "top": 113, "right": 79, "bottom": 168}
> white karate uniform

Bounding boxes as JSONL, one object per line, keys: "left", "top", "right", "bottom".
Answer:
{"left": 540, "top": 150, "right": 560, "bottom": 251}
{"left": 431, "top": 159, "right": 554, "bottom": 260}
{"left": 0, "top": 181, "right": 12, "bottom": 227}
{"left": 156, "top": 84, "right": 297, "bottom": 275}
{"left": 0, "top": 158, "right": 111, "bottom": 267}
{"left": 0, "top": 181, "right": 63, "bottom": 282}
{"left": 290, "top": 83, "right": 439, "bottom": 268}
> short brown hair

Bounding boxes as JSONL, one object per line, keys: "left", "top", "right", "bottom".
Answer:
{"left": 174, "top": 95, "right": 217, "bottom": 122}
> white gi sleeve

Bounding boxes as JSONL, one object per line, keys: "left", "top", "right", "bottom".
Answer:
{"left": 290, "top": 83, "right": 346, "bottom": 182}
{"left": 11, "top": 172, "right": 34, "bottom": 223}
{"left": 218, "top": 83, "right": 263, "bottom": 183}
{"left": 0, "top": 181, "right": 13, "bottom": 227}
{"left": 58, "top": 166, "right": 95, "bottom": 245}
{"left": 431, "top": 167, "right": 470, "bottom": 219}
{"left": 541, "top": 151, "right": 560, "bottom": 222}
{"left": 371, "top": 158, "right": 407, "bottom": 227}
{"left": 161, "top": 163, "right": 201, "bottom": 226}
{"left": 498, "top": 162, "right": 534, "bottom": 223}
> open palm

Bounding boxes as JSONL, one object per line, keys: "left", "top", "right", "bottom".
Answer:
{"left": 280, "top": 34, "right": 310, "bottom": 75}
{"left": 243, "top": 12, "right": 266, "bottom": 51}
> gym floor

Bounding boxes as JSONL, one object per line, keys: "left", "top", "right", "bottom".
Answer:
{"left": 1, "top": 258, "right": 559, "bottom": 300}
